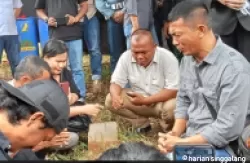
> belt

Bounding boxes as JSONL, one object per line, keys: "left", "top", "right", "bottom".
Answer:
{"left": 106, "top": 1, "right": 124, "bottom": 10}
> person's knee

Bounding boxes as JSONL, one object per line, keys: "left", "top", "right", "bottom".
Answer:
{"left": 161, "top": 98, "right": 177, "bottom": 121}
{"left": 164, "top": 98, "right": 176, "bottom": 113}
{"left": 67, "top": 132, "right": 79, "bottom": 148}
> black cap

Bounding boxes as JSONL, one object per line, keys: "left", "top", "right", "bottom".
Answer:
{"left": 0, "top": 80, "right": 70, "bottom": 134}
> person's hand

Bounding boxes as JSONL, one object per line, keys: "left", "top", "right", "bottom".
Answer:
{"left": 158, "top": 132, "right": 181, "bottom": 153}
{"left": 47, "top": 131, "right": 70, "bottom": 147}
{"left": 48, "top": 17, "right": 57, "bottom": 27}
{"left": 111, "top": 95, "right": 124, "bottom": 109}
{"left": 82, "top": 104, "right": 102, "bottom": 117}
{"left": 218, "top": 0, "right": 226, "bottom": 5}
{"left": 65, "top": 14, "right": 76, "bottom": 25}
{"left": 68, "top": 93, "right": 74, "bottom": 105}
{"left": 112, "top": 11, "right": 124, "bottom": 23}
{"left": 132, "top": 26, "right": 139, "bottom": 34}
{"left": 224, "top": 0, "right": 246, "bottom": 10}
{"left": 163, "top": 22, "right": 170, "bottom": 39}
{"left": 157, "top": 0, "right": 164, "bottom": 7}
{"left": 246, "top": 138, "right": 250, "bottom": 148}
{"left": 127, "top": 92, "right": 146, "bottom": 106}
{"left": 32, "top": 130, "right": 70, "bottom": 151}
{"left": 68, "top": 92, "right": 79, "bottom": 106}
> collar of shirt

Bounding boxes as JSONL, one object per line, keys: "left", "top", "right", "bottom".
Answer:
{"left": 0, "top": 131, "right": 11, "bottom": 156}
{"left": 131, "top": 47, "right": 160, "bottom": 64}
{"left": 191, "top": 36, "right": 224, "bottom": 66}
{"left": 7, "top": 80, "right": 14, "bottom": 86}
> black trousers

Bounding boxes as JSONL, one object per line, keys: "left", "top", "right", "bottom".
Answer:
{"left": 220, "top": 22, "right": 250, "bottom": 62}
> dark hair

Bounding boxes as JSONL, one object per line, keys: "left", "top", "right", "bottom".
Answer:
{"left": 98, "top": 142, "right": 168, "bottom": 160}
{"left": 168, "top": 0, "right": 212, "bottom": 28}
{"left": 14, "top": 56, "right": 51, "bottom": 80}
{"left": 0, "top": 84, "right": 50, "bottom": 127}
{"left": 42, "top": 39, "right": 68, "bottom": 58}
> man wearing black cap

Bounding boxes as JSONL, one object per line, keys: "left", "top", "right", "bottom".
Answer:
{"left": 0, "top": 79, "right": 69, "bottom": 160}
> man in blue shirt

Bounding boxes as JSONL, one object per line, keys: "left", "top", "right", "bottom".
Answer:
{"left": 0, "top": 0, "right": 23, "bottom": 76}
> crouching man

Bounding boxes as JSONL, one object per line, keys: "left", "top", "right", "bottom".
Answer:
{"left": 158, "top": 0, "right": 250, "bottom": 158}
{"left": 0, "top": 79, "right": 70, "bottom": 160}
{"left": 105, "top": 29, "right": 180, "bottom": 133}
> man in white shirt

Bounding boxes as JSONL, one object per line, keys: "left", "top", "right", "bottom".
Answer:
{"left": 0, "top": 0, "right": 23, "bottom": 76}
{"left": 105, "top": 29, "right": 180, "bottom": 133}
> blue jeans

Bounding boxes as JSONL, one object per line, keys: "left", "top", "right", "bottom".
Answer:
{"left": 82, "top": 15, "right": 102, "bottom": 80}
{"left": 65, "top": 39, "right": 86, "bottom": 98}
{"left": 107, "top": 18, "right": 126, "bottom": 73}
{"left": 124, "top": 23, "right": 159, "bottom": 49}
{"left": 0, "top": 35, "right": 20, "bottom": 75}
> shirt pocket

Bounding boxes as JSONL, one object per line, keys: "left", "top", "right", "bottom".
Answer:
{"left": 200, "top": 84, "right": 218, "bottom": 110}
{"left": 129, "top": 76, "right": 140, "bottom": 90}
{"left": 181, "top": 80, "right": 195, "bottom": 100}
{"left": 151, "top": 77, "right": 163, "bottom": 94}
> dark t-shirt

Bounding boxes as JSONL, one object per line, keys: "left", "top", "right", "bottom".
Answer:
{"left": 34, "top": 0, "right": 87, "bottom": 41}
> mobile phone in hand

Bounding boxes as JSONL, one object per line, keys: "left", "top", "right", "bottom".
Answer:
{"left": 126, "top": 91, "right": 135, "bottom": 97}
{"left": 55, "top": 17, "right": 69, "bottom": 26}
{"left": 60, "top": 82, "right": 69, "bottom": 95}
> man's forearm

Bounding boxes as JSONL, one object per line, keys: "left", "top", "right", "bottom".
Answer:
{"left": 36, "top": 9, "right": 48, "bottom": 20}
{"left": 110, "top": 83, "right": 123, "bottom": 98}
{"left": 76, "top": 1, "right": 88, "bottom": 21}
{"left": 130, "top": 15, "right": 139, "bottom": 29}
{"left": 171, "top": 119, "right": 187, "bottom": 137}
{"left": 216, "top": 0, "right": 226, "bottom": 5}
{"left": 14, "top": 8, "right": 22, "bottom": 18}
{"left": 32, "top": 141, "right": 50, "bottom": 152}
{"left": 180, "top": 134, "right": 208, "bottom": 144}
{"left": 69, "top": 106, "right": 89, "bottom": 117}
{"left": 144, "top": 89, "right": 177, "bottom": 105}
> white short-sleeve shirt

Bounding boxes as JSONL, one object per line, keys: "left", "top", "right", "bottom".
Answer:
{"left": 111, "top": 47, "right": 180, "bottom": 96}
{"left": 0, "top": 0, "right": 23, "bottom": 36}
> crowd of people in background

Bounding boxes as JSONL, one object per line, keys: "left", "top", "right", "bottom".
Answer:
{"left": 1, "top": 0, "right": 250, "bottom": 161}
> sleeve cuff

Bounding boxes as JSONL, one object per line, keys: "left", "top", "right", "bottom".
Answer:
{"left": 110, "top": 80, "right": 126, "bottom": 88}
{"left": 105, "top": 11, "right": 115, "bottom": 19}
{"left": 14, "top": 1, "right": 23, "bottom": 8}
{"left": 200, "top": 126, "right": 228, "bottom": 148}
{"left": 175, "top": 109, "right": 188, "bottom": 119}
{"left": 164, "top": 86, "right": 178, "bottom": 90}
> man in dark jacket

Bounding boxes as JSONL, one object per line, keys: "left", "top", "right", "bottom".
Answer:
{"left": 208, "top": 0, "right": 250, "bottom": 62}
{"left": 162, "top": 0, "right": 183, "bottom": 62}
